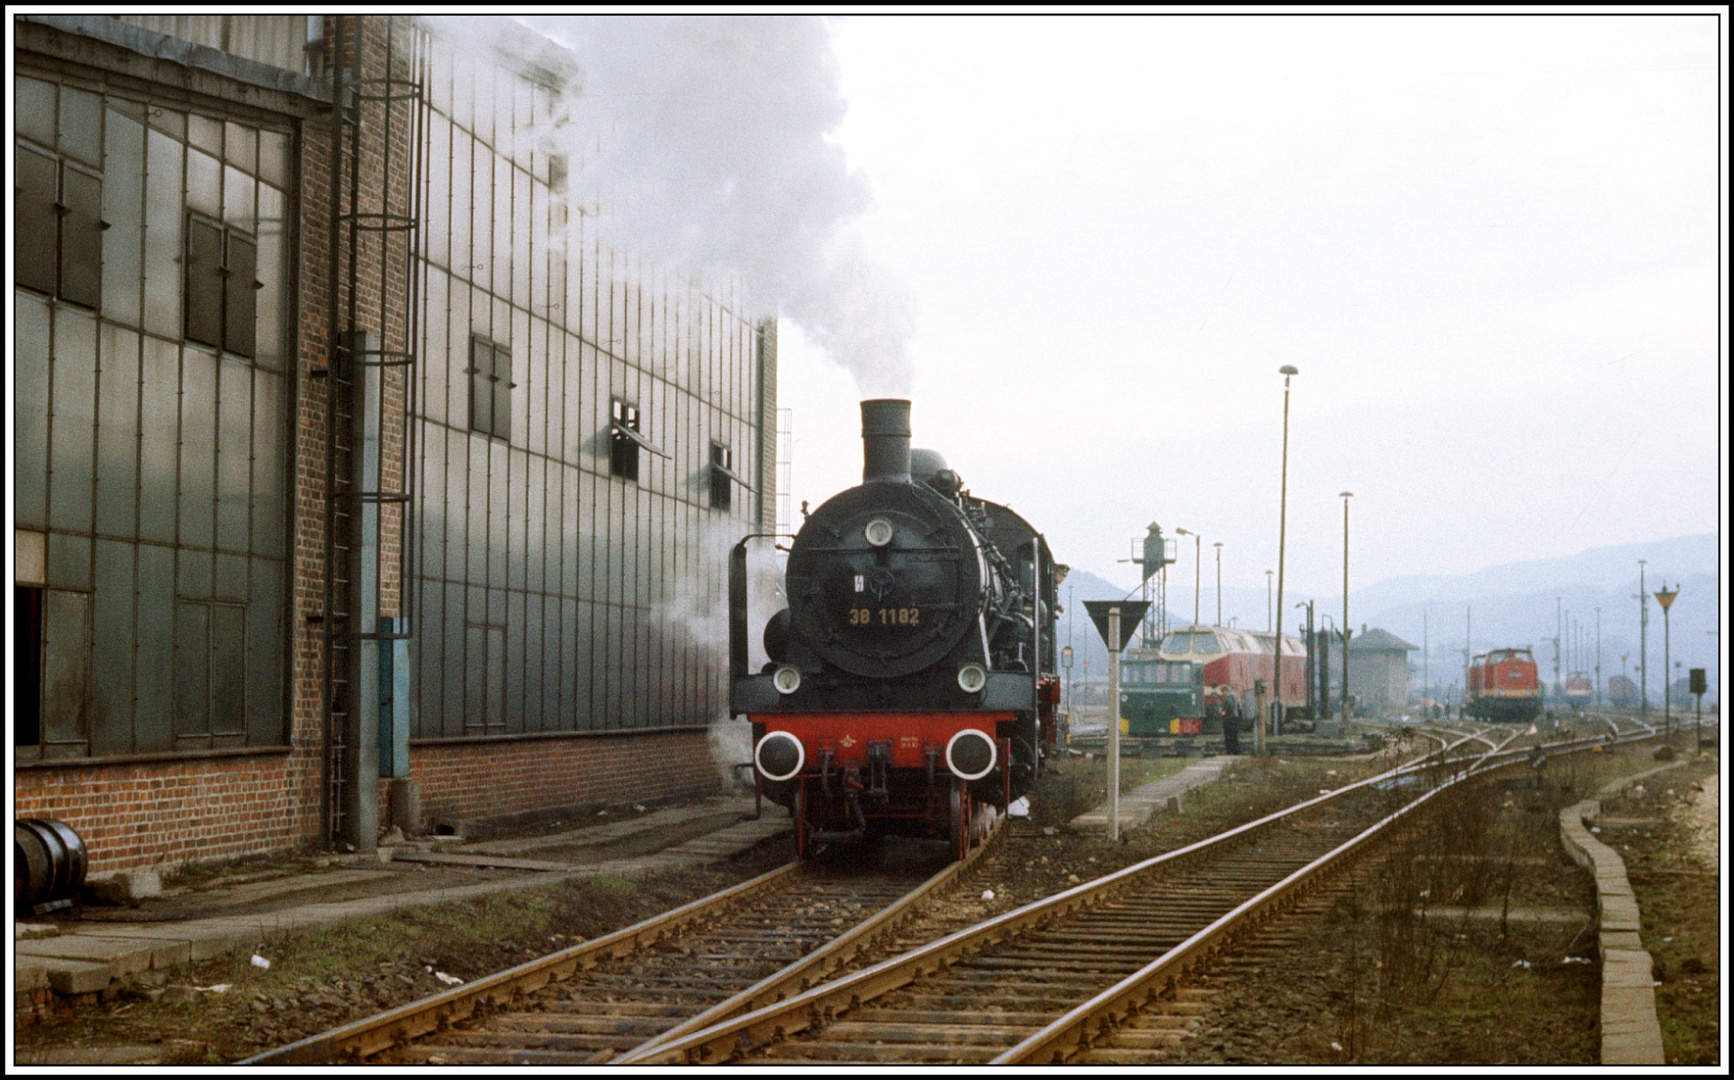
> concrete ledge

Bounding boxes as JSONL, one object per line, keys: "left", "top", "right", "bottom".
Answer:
{"left": 45, "top": 959, "right": 115, "bottom": 996}
{"left": 1072, "top": 757, "right": 1233, "bottom": 833}
{"left": 1556, "top": 757, "right": 1690, "bottom": 1065}
{"left": 14, "top": 961, "right": 51, "bottom": 993}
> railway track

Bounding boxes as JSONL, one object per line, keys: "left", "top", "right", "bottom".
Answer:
{"left": 243, "top": 835, "right": 989, "bottom": 1065}
{"left": 248, "top": 722, "right": 1655, "bottom": 1067}
{"left": 629, "top": 724, "right": 1646, "bottom": 1066}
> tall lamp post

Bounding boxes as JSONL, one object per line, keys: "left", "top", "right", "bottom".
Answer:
{"left": 1638, "top": 560, "right": 1649, "bottom": 715}
{"left": 1272, "top": 364, "right": 1298, "bottom": 738}
{"left": 1214, "top": 543, "right": 1223, "bottom": 626}
{"left": 1595, "top": 607, "right": 1602, "bottom": 707}
{"left": 1176, "top": 528, "right": 1201, "bottom": 628}
{"left": 1266, "top": 570, "right": 1273, "bottom": 632}
{"left": 1339, "top": 491, "right": 1353, "bottom": 720}
{"left": 1655, "top": 583, "right": 1677, "bottom": 743}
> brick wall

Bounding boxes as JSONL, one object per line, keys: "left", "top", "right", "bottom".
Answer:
{"left": 400, "top": 731, "right": 724, "bottom": 828}
{"left": 14, "top": 757, "right": 306, "bottom": 875}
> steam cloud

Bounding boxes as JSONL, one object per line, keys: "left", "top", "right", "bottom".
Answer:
{"left": 518, "top": 15, "right": 914, "bottom": 396}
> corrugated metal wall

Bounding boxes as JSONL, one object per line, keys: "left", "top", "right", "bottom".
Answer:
{"left": 114, "top": 15, "right": 310, "bottom": 76}
{"left": 411, "top": 34, "right": 773, "bottom": 740}
{"left": 14, "top": 71, "right": 294, "bottom": 759}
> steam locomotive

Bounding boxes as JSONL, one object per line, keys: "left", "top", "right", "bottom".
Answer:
{"left": 1464, "top": 647, "right": 1543, "bottom": 723}
{"left": 730, "top": 400, "right": 1064, "bottom": 860}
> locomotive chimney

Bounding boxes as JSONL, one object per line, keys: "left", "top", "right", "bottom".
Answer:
{"left": 860, "top": 399, "right": 912, "bottom": 484}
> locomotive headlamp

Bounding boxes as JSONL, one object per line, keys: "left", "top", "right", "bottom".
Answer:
{"left": 755, "top": 731, "right": 805, "bottom": 782}
{"left": 864, "top": 517, "right": 894, "bottom": 547}
{"left": 956, "top": 664, "right": 988, "bottom": 694}
{"left": 772, "top": 665, "right": 803, "bottom": 695}
{"left": 946, "top": 728, "right": 997, "bottom": 780}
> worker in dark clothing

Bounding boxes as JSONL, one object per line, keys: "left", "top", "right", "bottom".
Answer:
{"left": 1220, "top": 688, "right": 1241, "bottom": 754}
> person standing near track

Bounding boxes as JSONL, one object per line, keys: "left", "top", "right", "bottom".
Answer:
{"left": 1220, "top": 686, "right": 1242, "bottom": 754}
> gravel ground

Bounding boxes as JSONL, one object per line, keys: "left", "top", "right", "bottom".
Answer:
{"left": 1153, "top": 742, "right": 1723, "bottom": 1067}
{"left": 15, "top": 753, "right": 1353, "bottom": 1064}
{"left": 26, "top": 744, "right": 1701, "bottom": 1066}
{"left": 1599, "top": 750, "right": 1721, "bottom": 1066}
{"left": 13, "top": 844, "right": 793, "bottom": 1064}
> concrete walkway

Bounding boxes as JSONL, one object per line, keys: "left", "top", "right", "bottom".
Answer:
{"left": 1557, "top": 757, "right": 1691, "bottom": 1066}
{"left": 15, "top": 798, "right": 786, "bottom": 1009}
{"left": 1071, "top": 757, "right": 1234, "bottom": 833}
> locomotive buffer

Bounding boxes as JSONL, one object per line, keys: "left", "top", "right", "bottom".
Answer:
{"left": 1084, "top": 600, "right": 1151, "bottom": 841}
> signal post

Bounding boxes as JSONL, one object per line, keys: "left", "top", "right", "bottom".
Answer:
{"left": 1085, "top": 600, "right": 1151, "bottom": 843}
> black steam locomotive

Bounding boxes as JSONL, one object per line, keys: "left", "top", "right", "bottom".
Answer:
{"left": 731, "top": 400, "right": 1064, "bottom": 860}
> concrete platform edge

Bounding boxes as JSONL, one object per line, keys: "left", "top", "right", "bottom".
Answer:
{"left": 1557, "top": 757, "right": 1689, "bottom": 1065}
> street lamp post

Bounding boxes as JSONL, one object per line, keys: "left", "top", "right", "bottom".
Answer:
{"left": 1266, "top": 570, "right": 1273, "bottom": 632}
{"left": 1273, "top": 365, "right": 1298, "bottom": 738}
{"left": 1638, "top": 560, "right": 1649, "bottom": 715}
{"left": 1340, "top": 491, "right": 1353, "bottom": 720}
{"left": 1214, "top": 542, "right": 1223, "bottom": 627}
{"left": 1656, "top": 584, "right": 1677, "bottom": 742}
{"left": 1176, "top": 528, "right": 1201, "bottom": 628}
{"left": 1595, "top": 607, "right": 1602, "bottom": 707}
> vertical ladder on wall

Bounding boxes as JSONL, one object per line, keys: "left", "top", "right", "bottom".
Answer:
{"left": 321, "top": 15, "right": 426, "bottom": 851}
{"left": 776, "top": 408, "right": 793, "bottom": 537}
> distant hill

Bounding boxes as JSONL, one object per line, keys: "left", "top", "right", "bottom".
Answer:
{"left": 1067, "top": 532, "right": 1721, "bottom": 703}
{"left": 1351, "top": 533, "right": 1720, "bottom": 704}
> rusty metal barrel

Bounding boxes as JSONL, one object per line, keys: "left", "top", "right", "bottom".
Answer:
{"left": 14, "top": 819, "right": 88, "bottom": 910}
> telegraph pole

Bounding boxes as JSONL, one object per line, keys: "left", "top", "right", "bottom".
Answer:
{"left": 1595, "top": 608, "right": 1602, "bottom": 706}
{"left": 1560, "top": 599, "right": 1574, "bottom": 700}
{"left": 1638, "top": 560, "right": 1649, "bottom": 716}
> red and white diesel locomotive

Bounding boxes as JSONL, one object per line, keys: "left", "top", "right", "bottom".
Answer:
{"left": 1561, "top": 673, "right": 1594, "bottom": 710}
{"left": 1155, "top": 625, "right": 1309, "bottom": 722}
{"left": 1464, "top": 647, "right": 1543, "bottom": 723}
{"left": 730, "top": 400, "right": 1063, "bottom": 860}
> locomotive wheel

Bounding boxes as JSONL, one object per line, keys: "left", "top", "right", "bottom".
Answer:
{"left": 950, "top": 780, "right": 973, "bottom": 862}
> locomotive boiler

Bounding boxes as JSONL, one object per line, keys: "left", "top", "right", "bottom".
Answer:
{"left": 730, "top": 400, "right": 1063, "bottom": 860}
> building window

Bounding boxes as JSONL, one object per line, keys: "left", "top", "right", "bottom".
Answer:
{"left": 710, "top": 443, "right": 742, "bottom": 512}
{"left": 15, "top": 146, "right": 104, "bottom": 310}
{"left": 183, "top": 215, "right": 259, "bottom": 358}
{"left": 13, "top": 586, "right": 44, "bottom": 752}
{"left": 611, "top": 399, "right": 641, "bottom": 481}
{"left": 468, "top": 334, "right": 512, "bottom": 439}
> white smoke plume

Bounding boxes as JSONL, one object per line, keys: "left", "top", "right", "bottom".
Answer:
{"left": 654, "top": 518, "right": 786, "bottom": 792}
{"left": 517, "top": 14, "right": 914, "bottom": 395}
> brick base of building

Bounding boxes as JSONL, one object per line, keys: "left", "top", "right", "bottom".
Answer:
{"left": 403, "top": 729, "right": 725, "bottom": 833}
{"left": 14, "top": 728, "right": 730, "bottom": 875}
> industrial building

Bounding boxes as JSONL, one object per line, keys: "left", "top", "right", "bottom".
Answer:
{"left": 14, "top": 15, "right": 777, "bottom": 873}
{"left": 1328, "top": 626, "right": 1417, "bottom": 716}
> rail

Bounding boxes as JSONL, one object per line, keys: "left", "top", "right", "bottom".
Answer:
{"left": 628, "top": 721, "right": 1658, "bottom": 1065}
{"left": 244, "top": 824, "right": 1006, "bottom": 1065}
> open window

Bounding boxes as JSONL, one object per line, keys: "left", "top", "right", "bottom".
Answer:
{"left": 184, "top": 215, "right": 260, "bottom": 357}
{"left": 710, "top": 442, "right": 749, "bottom": 511}
{"left": 15, "top": 146, "right": 105, "bottom": 310}
{"left": 611, "top": 399, "right": 666, "bottom": 482}
{"left": 468, "top": 335, "right": 513, "bottom": 440}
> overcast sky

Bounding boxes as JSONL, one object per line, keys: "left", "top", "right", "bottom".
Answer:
{"left": 771, "top": 13, "right": 1723, "bottom": 596}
